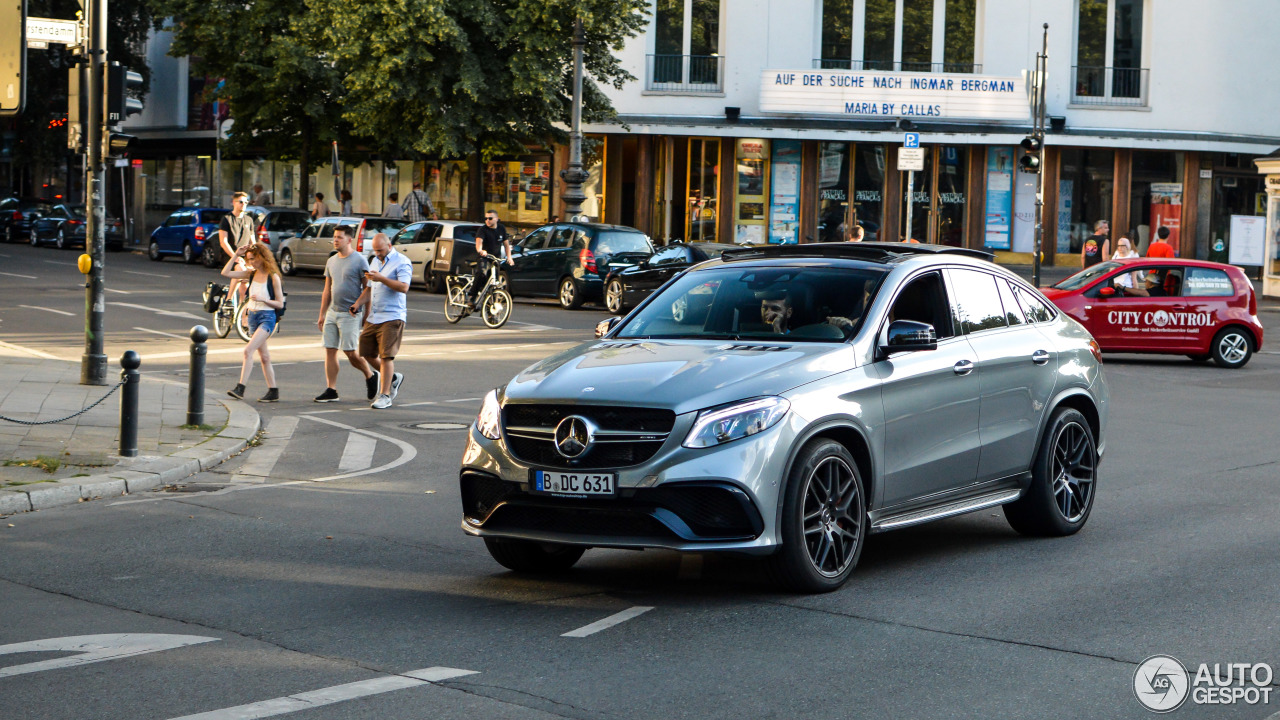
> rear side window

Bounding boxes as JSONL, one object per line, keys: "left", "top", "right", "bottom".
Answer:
{"left": 392, "top": 222, "right": 426, "bottom": 245}
{"left": 549, "top": 227, "right": 574, "bottom": 249}
{"left": 453, "top": 226, "right": 479, "bottom": 243}
{"left": 1183, "top": 267, "right": 1234, "bottom": 297}
{"left": 199, "top": 210, "right": 229, "bottom": 225}
{"left": 948, "top": 269, "right": 1008, "bottom": 334}
{"left": 362, "top": 218, "right": 407, "bottom": 238}
{"left": 1010, "top": 284, "right": 1056, "bottom": 323}
{"left": 319, "top": 221, "right": 339, "bottom": 238}
{"left": 521, "top": 227, "right": 551, "bottom": 249}
{"left": 996, "top": 279, "right": 1026, "bottom": 326}
{"left": 594, "top": 231, "right": 653, "bottom": 256}
{"left": 299, "top": 222, "right": 321, "bottom": 239}
{"left": 266, "top": 211, "right": 309, "bottom": 233}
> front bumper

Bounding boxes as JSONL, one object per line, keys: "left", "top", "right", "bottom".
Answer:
{"left": 459, "top": 415, "right": 798, "bottom": 554}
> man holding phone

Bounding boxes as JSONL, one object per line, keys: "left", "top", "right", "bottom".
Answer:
{"left": 356, "top": 233, "right": 412, "bottom": 410}
{"left": 314, "top": 226, "right": 377, "bottom": 403}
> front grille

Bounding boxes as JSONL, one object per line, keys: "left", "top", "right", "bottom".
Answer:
{"left": 486, "top": 504, "right": 677, "bottom": 540}
{"left": 502, "top": 404, "right": 675, "bottom": 469}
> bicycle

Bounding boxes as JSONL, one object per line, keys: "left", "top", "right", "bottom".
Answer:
{"left": 444, "top": 257, "right": 512, "bottom": 328}
{"left": 208, "top": 282, "right": 280, "bottom": 342}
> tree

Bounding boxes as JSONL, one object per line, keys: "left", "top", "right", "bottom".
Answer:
{"left": 148, "top": 0, "right": 351, "bottom": 209}
{"left": 4, "top": 0, "right": 153, "bottom": 196}
{"left": 306, "top": 0, "right": 648, "bottom": 218}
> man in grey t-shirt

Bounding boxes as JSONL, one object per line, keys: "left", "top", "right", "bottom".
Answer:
{"left": 314, "top": 226, "right": 377, "bottom": 403}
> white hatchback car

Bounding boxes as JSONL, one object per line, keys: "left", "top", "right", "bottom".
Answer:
{"left": 391, "top": 219, "right": 483, "bottom": 292}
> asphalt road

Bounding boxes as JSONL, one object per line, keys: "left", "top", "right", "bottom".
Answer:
{"left": 2, "top": 241, "right": 1280, "bottom": 720}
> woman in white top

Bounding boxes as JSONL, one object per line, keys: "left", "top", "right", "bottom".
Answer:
{"left": 1111, "top": 235, "right": 1142, "bottom": 291}
{"left": 222, "top": 243, "right": 285, "bottom": 402}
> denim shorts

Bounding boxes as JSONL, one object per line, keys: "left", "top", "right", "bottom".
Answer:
{"left": 247, "top": 309, "right": 277, "bottom": 336}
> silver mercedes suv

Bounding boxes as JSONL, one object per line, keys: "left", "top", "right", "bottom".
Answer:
{"left": 460, "top": 243, "right": 1109, "bottom": 592}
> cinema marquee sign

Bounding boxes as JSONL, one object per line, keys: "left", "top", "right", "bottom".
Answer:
{"left": 759, "top": 69, "right": 1029, "bottom": 121}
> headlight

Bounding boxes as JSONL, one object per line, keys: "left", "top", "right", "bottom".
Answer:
{"left": 476, "top": 389, "right": 502, "bottom": 440}
{"left": 682, "top": 397, "right": 790, "bottom": 449}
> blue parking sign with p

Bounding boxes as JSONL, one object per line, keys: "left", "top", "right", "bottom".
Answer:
{"left": 904, "top": 133, "right": 920, "bottom": 148}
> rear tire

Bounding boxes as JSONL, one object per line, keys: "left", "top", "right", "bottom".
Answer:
{"left": 30, "top": 230, "right": 40, "bottom": 246}
{"left": 202, "top": 243, "right": 220, "bottom": 267}
{"left": 1004, "top": 407, "right": 1097, "bottom": 537}
{"left": 212, "top": 299, "right": 233, "bottom": 339}
{"left": 769, "top": 439, "right": 866, "bottom": 593}
{"left": 605, "top": 278, "right": 627, "bottom": 314}
{"left": 444, "top": 283, "right": 467, "bottom": 324}
{"left": 280, "top": 249, "right": 296, "bottom": 276}
{"left": 182, "top": 242, "right": 196, "bottom": 264}
{"left": 483, "top": 538, "right": 585, "bottom": 573}
{"left": 148, "top": 241, "right": 163, "bottom": 261}
{"left": 424, "top": 270, "right": 442, "bottom": 293}
{"left": 1210, "top": 326, "right": 1253, "bottom": 369}
{"left": 558, "top": 277, "right": 583, "bottom": 309}
{"left": 234, "top": 302, "right": 253, "bottom": 342}
{"left": 55, "top": 229, "right": 67, "bottom": 249}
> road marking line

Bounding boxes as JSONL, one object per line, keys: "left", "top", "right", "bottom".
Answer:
{"left": 180, "top": 300, "right": 204, "bottom": 306}
{"left": 299, "top": 409, "right": 343, "bottom": 414}
{"left": 164, "top": 667, "right": 479, "bottom": 720}
{"left": 0, "top": 634, "right": 218, "bottom": 679}
{"left": 398, "top": 400, "right": 437, "bottom": 407}
{"left": 338, "top": 431, "right": 377, "bottom": 472}
{"left": 0, "top": 271, "right": 37, "bottom": 279}
{"left": 139, "top": 326, "right": 552, "bottom": 359}
{"left": 109, "top": 301, "right": 202, "bottom": 320}
{"left": 562, "top": 607, "right": 654, "bottom": 638}
{"left": 19, "top": 304, "right": 74, "bottom": 316}
{"left": 44, "top": 260, "right": 75, "bottom": 265}
{"left": 445, "top": 397, "right": 480, "bottom": 403}
{"left": 232, "top": 415, "right": 298, "bottom": 480}
{"left": 124, "top": 269, "right": 171, "bottom": 278}
{"left": 271, "top": 362, "right": 295, "bottom": 366}
{"left": 134, "top": 326, "right": 187, "bottom": 339}
{"left": 104, "top": 288, "right": 132, "bottom": 294}
{"left": 0, "top": 340, "right": 62, "bottom": 360}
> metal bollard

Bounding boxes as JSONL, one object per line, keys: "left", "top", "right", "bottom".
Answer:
{"left": 187, "top": 325, "right": 208, "bottom": 426}
{"left": 119, "top": 350, "right": 141, "bottom": 458}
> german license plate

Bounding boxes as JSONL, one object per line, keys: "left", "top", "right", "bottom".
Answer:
{"left": 532, "top": 470, "right": 616, "bottom": 496}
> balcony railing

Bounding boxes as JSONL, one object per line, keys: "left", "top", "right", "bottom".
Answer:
{"left": 812, "top": 59, "right": 982, "bottom": 73}
{"left": 645, "top": 55, "right": 725, "bottom": 93}
{"left": 1071, "top": 66, "right": 1149, "bottom": 107}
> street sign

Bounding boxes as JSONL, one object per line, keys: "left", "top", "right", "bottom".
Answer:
{"left": 1, "top": 0, "right": 26, "bottom": 116}
{"left": 898, "top": 147, "right": 925, "bottom": 172}
{"left": 903, "top": 132, "right": 920, "bottom": 149}
{"left": 26, "top": 16, "right": 79, "bottom": 46}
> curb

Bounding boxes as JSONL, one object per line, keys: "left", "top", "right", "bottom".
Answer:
{"left": 1, "top": 395, "right": 260, "bottom": 515}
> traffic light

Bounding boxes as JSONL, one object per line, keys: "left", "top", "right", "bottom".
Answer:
{"left": 1018, "top": 135, "right": 1042, "bottom": 173}
{"left": 106, "top": 62, "right": 143, "bottom": 157}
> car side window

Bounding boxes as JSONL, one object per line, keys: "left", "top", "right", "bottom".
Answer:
{"left": 888, "top": 272, "right": 955, "bottom": 340}
{"left": 996, "top": 278, "right": 1026, "bottom": 326}
{"left": 318, "top": 220, "right": 337, "bottom": 238}
{"left": 420, "top": 223, "right": 442, "bottom": 244}
{"left": 1183, "top": 267, "right": 1234, "bottom": 297}
{"left": 393, "top": 222, "right": 425, "bottom": 245}
{"left": 548, "top": 226, "right": 574, "bottom": 249}
{"left": 947, "top": 269, "right": 1008, "bottom": 334}
{"left": 164, "top": 212, "right": 184, "bottom": 227}
{"left": 1010, "top": 284, "right": 1056, "bottom": 323}
{"left": 299, "top": 222, "right": 320, "bottom": 239}
{"left": 651, "top": 246, "right": 686, "bottom": 266}
{"left": 521, "top": 228, "right": 550, "bottom": 250}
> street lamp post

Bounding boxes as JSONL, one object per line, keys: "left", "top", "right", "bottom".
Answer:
{"left": 559, "top": 18, "right": 589, "bottom": 220}
{"left": 81, "top": 0, "right": 108, "bottom": 385}
{"left": 1031, "top": 24, "right": 1049, "bottom": 289}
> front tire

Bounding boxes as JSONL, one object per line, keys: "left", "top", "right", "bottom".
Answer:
{"left": 769, "top": 439, "right": 866, "bottom": 593}
{"left": 1210, "top": 326, "right": 1253, "bottom": 369}
{"left": 181, "top": 242, "right": 196, "bottom": 264}
{"left": 483, "top": 538, "right": 585, "bottom": 573}
{"left": 280, "top": 249, "right": 296, "bottom": 276}
{"left": 148, "top": 240, "right": 163, "bottom": 261}
{"left": 202, "top": 243, "right": 220, "bottom": 267}
{"left": 558, "top": 277, "right": 583, "bottom": 309}
{"left": 1004, "top": 407, "right": 1097, "bottom": 536}
{"left": 482, "top": 289, "right": 512, "bottom": 328}
{"left": 30, "top": 230, "right": 40, "bottom": 246}
{"left": 605, "top": 278, "right": 627, "bottom": 314}
{"left": 55, "top": 229, "right": 68, "bottom": 249}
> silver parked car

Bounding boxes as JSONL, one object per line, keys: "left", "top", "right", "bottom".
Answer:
{"left": 459, "top": 243, "right": 1110, "bottom": 592}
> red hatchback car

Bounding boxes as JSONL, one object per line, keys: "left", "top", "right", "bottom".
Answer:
{"left": 1042, "top": 258, "right": 1263, "bottom": 368}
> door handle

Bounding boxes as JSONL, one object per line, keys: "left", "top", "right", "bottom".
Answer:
{"left": 953, "top": 359, "right": 975, "bottom": 376}
{"left": 1031, "top": 350, "right": 1050, "bottom": 365}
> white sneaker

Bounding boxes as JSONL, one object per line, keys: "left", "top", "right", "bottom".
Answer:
{"left": 371, "top": 394, "right": 392, "bottom": 410}
{"left": 390, "top": 372, "right": 404, "bottom": 401}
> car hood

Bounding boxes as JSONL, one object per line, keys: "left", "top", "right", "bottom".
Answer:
{"left": 1039, "top": 287, "right": 1072, "bottom": 301}
{"left": 503, "top": 339, "right": 855, "bottom": 414}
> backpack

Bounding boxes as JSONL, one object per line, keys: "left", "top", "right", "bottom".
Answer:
{"left": 202, "top": 282, "right": 226, "bottom": 313}
{"left": 265, "top": 276, "right": 287, "bottom": 319}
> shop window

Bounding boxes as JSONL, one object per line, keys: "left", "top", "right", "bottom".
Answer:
{"left": 903, "top": 147, "right": 933, "bottom": 243}
{"left": 734, "top": 139, "right": 770, "bottom": 245}
{"left": 936, "top": 146, "right": 967, "bottom": 247}
{"left": 817, "top": 142, "right": 850, "bottom": 243}
{"left": 686, "top": 138, "right": 720, "bottom": 243}
{"left": 818, "top": 0, "right": 979, "bottom": 72}
{"left": 1207, "top": 154, "right": 1264, "bottom": 265}
{"left": 1129, "top": 150, "right": 1184, "bottom": 254}
{"left": 769, "top": 140, "right": 803, "bottom": 244}
{"left": 1058, "top": 148, "right": 1115, "bottom": 254}
{"left": 1073, "top": 0, "right": 1147, "bottom": 105}
{"left": 852, "top": 144, "right": 884, "bottom": 241}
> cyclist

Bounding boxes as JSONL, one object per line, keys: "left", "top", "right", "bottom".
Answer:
{"left": 468, "top": 210, "right": 514, "bottom": 307}
{"left": 219, "top": 192, "right": 257, "bottom": 308}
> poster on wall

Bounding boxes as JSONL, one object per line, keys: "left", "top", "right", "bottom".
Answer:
{"left": 1057, "top": 180, "right": 1074, "bottom": 253}
{"left": 984, "top": 147, "right": 1014, "bottom": 250}
{"left": 770, "top": 140, "right": 802, "bottom": 244}
{"left": 1149, "top": 183, "right": 1182, "bottom": 251}
{"left": 484, "top": 163, "right": 507, "bottom": 203}
{"left": 1229, "top": 214, "right": 1266, "bottom": 266}
{"left": 735, "top": 139, "right": 771, "bottom": 245}
{"left": 1011, "top": 168, "right": 1037, "bottom": 253}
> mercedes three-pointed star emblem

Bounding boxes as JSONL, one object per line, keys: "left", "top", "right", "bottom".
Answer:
{"left": 554, "top": 415, "right": 595, "bottom": 459}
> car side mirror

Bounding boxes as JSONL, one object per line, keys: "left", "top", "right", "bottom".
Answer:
{"left": 1099, "top": 286, "right": 1116, "bottom": 297}
{"left": 595, "top": 316, "right": 622, "bottom": 339}
{"left": 882, "top": 320, "right": 938, "bottom": 353}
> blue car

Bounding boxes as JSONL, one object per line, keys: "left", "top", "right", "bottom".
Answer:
{"left": 148, "top": 208, "right": 231, "bottom": 263}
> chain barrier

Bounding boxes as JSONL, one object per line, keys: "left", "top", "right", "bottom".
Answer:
{"left": 0, "top": 378, "right": 127, "bottom": 426}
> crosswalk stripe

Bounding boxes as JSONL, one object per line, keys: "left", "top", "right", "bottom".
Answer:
{"left": 164, "top": 667, "right": 479, "bottom": 720}
{"left": 338, "top": 432, "right": 377, "bottom": 472}
{"left": 230, "top": 415, "right": 298, "bottom": 482}
{"left": 562, "top": 606, "right": 655, "bottom": 638}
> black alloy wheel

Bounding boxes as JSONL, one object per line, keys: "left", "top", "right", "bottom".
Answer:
{"left": 1210, "top": 327, "right": 1252, "bottom": 369}
{"left": 202, "top": 243, "right": 220, "bottom": 267}
{"left": 1004, "top": 407, "right": 1097, "bottom": 536}
{"left": 770, "top": 439, "right": 866, "bottom": 593}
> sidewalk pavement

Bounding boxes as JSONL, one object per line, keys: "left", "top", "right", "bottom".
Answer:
{"left": 0, "top": 344, "right": 260, "bottom": 516}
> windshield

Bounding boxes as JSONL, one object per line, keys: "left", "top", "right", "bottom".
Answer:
{"left": 1052, "top": 261, "right": 1123, "bottom": 290}
{"left": 594, "top": 231, "right": 652, "bottom": 256}
{"left": 199, "top": 210, "right": 229, "bottom": 225}
{"left": 616, "top": 266, "right": 887, "bottom": 342}
{"left": 267, "top": 211, "right": 309, "bottom": 232}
